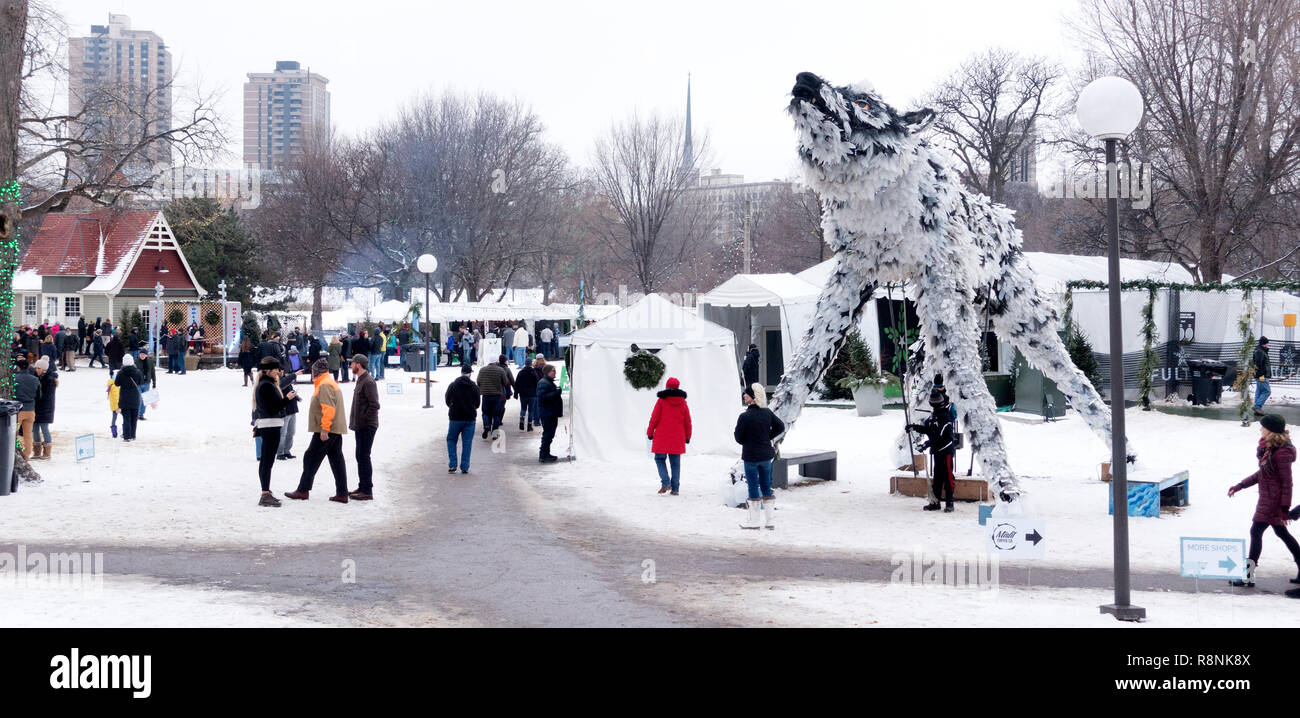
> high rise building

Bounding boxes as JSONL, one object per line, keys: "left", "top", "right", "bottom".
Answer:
{"left": 68, "top": 14, "right": 173, "bottom": 170}
{"left": 1008, "top": 120, "right": 1037, "bottom": 185}
{"left": 243, "top": 61, "right": 331, "bottom": 171}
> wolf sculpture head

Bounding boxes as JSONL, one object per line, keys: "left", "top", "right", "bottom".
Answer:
{"left": 788, "top": 72, "right": 936, "bottom": 191}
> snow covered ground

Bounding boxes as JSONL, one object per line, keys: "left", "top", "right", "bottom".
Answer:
{"left": 536, "top": 402, "right": 1280, "bottom": 576}
{"left": 1, "top": 575, "right": 335, "bottom": 627}
{"left": 667, "top": 580, "right": 1300, "bottom": 627}
{"left": 6, "top": 354, "right": 1298, "bottom": 625}
{"left": 0, "top": 357, "right": 433, "bottom": 548}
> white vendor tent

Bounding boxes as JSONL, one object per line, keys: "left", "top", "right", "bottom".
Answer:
{"left": 569, "top": 293, "right": 741, "bottom": 462}
{"left": 697, "top": 273, "right": 821, "bottom": 389}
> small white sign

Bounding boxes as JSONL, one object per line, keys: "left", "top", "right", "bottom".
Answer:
{"left": 1180, "top": 537, "right": 1247, "bottom": 580}
{"left": 75, "top": 434, "right": 95, "bottom": 462}
{"left": 386, "top": 382, "right": 404, "bottom": 395}
{"left": 985, "top": 518, "right": 1046, "bottom": 559}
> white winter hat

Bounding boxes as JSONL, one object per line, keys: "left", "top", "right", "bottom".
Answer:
{"left": 122, "top": 354, "right": 134, "bottom": 367}
{"left": 34, "top": 356, "right": 49, "bottom": 372}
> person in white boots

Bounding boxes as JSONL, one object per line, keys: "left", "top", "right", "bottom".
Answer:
{"left": 734, "top": 383, "right": 784, "bottom": 529}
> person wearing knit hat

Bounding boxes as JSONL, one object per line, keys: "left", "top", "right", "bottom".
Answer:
{"left": 908, "top": 387, "right": 958, "bottom": 512}
{"left": 284, "top": 359, "right": 350, "bottom": 502}
{"left": 1251, "top": 337, "right": 1273, "bottom": 417}
{"left": 114, "top": 352, "right": 145, "bottom": 442}
{"left": 647, "top": 377, "right": 692, "bottom": 495}
{"left": 445, "top": 360, "right": 481, "bottom": 473}
{"left": 135, "top": 347, "right": 155, "bottom": 421}
{"left": 735, "top": 382, "right": 784, "bottom": 528}
{"left": 1228, "top": 413, "right": 1297, "bottom": 588}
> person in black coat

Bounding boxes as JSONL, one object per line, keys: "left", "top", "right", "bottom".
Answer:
{"left": 307, "top": 333, "right": 322, "bottom": 364}
{"left": 536, "top": 365, "right": 563, "bottom": 463}
{"left": 31, "top": 358, "right": 57, "bottom": 459}
{"left": 115, "top": 355, "right": 145, "bottom": 442}
{"left": 734, "top": 383, "right": 785, "bottom": 529}
{"left": 908, "top": 387, "right": 958, "bottom": 512}
{"left": 252, "top": 357, "right": 296, "bottom": 506}
{"left": 445, "top": 364, "right": 481, "bottom": 473}
{"left": 742, "top": 344, "right": 761, "bottom": 388}
{"left": 339, "top": 333, "right": 354, "bottom": 382}
{"left": 105, "top": 333, "right": 125, "bottom": 377}
{"left": 514, "top": 362, "right": 540, "bottom": 430}
{"left": 1252, "top": 336, "right": 1273, "bottom": 416}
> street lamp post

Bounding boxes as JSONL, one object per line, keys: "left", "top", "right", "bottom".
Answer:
{"left": 1078, "top": 76, "right": 1146, "bottom": 622}
{"left": 417, "top": 254, "right": 439, "bottom": 409}
{"left": 218, "top": 280, "right": 228, "bottom": 370}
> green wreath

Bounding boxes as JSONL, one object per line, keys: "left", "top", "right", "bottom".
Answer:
{"left": 167, "top": 307, "right": 185, "bottom": 325}
{"left": 624, "top": 352, "right": 665, "bottom": 390}
{"left": 204, "top": 308, "right": 221, "bottom": 326}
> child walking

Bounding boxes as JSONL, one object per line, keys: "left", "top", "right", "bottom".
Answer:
{"left": 1227, "top": 414, "right": 1299, "bottom": 587}
{"left": 106, "top": 376, "right": 120, "bottom": 438}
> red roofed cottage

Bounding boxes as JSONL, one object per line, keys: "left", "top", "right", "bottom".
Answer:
{"left": 15, "top": 209, "right": 206, "bottom": 327}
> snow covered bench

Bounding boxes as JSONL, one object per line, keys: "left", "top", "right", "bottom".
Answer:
{"left": 772, "top": 450, "right": 837, "bottom": 489}
{"left": 1108, "top": 470, "right": 1190, "bottom": 518}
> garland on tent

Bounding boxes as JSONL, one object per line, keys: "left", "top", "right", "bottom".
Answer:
{"left": 624, "top": 352, "right": 665, "bottom": 390}
{"left": 1137, "top": 286, "right": 1159, "bottom": 410}
{"left": 1066, "top": 278, "right": 1300, "bottom": 292}
{"left": 1234, "top": 290, "right": 1257, "bottom": 421}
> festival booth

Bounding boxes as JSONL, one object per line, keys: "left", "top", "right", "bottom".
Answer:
{"left": 569, "top": 294, "right": 741, "bottom": 463}
{"left": 697, "top": 273, "right": 821, "bottom": 390}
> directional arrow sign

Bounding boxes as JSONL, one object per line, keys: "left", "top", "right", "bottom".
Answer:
{"left": 985, "top": 518, "right": 1046, "bottom": 559}
{"left": 1180, "top": 537, "right": 1247, "bottom": 580}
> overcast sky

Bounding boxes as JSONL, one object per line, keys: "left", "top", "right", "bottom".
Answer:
{"left": 53, "top": 0, "right": 1083, "bottom": 182}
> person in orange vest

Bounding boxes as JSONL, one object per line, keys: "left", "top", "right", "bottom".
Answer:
{"left": 284, "top": 359, "right": 350, "bottom": 503}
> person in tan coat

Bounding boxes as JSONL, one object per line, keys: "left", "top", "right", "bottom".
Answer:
{"left": 284, "top": 360, "right": 350, "bottom": 503}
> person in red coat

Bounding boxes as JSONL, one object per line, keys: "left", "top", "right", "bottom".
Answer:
{"left": 647, "top": 377, "right": 692, "bottom": 495}
{"left": 1228, "top": 414, "right": 1299, "bottom": 587}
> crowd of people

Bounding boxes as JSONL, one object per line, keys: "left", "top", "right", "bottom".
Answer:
{"left": 12, "top": 317, "right": 173, "bottom": 452}
{"left": 444, "top": 321, "right": 563, "bottom": 369}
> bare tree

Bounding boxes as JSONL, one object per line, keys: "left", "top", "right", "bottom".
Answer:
{"left": 925, "top": 48, "right": 1059, "bottom": 203}
{"left": 338, "top": 92, "right": 570, "bottom": 302}
{"left": 591, "top": 112, "right": 710, "bottom": 293}
{"left": 1066, "top": 0, "right": 1300, "bottom": 282}
{"left": 247, "top": 136, "right": 349, "bottom": 329}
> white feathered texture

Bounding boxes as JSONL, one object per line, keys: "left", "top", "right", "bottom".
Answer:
{"left": 754, "top": 73, "right": 1136, "bottom": 504}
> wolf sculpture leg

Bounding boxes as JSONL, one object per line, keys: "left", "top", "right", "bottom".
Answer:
{"left": 987, "top": 257, "right": 1136, "bottom": 463}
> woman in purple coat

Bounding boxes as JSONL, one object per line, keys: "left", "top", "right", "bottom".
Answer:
{"left": 1227, "top": 414, "right": 1299, "bottom": 587}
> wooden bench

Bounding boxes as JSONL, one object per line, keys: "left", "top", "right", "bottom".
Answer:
{"left": 1108, "top": 470, "right": 1190, "bottom": 518}
{"left": 772, "top": 450, "right": 837, "bottom": 489}
{"left": 890, "top": 473, "right": 990, "bottom": 502}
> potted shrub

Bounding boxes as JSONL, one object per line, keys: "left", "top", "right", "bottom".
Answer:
{"left": 833, "top": 330, "right": 890, "bottom": 417}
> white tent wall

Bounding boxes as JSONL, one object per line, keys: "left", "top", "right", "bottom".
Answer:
{"left": 570, "top": 294, "right": 742, "bottom": 463}
{"left": 571, "top": 344, "right": 740, "bottom": 463}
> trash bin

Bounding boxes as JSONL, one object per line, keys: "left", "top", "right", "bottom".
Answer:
{"left": 403, "top": 343, "right": 426, "bottom": 373}
{"left": 1187, "top": 359, "right": 1228, "bottom": 405}
{"left": 0, "top": 399, "right": 21, "bottom": 496}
